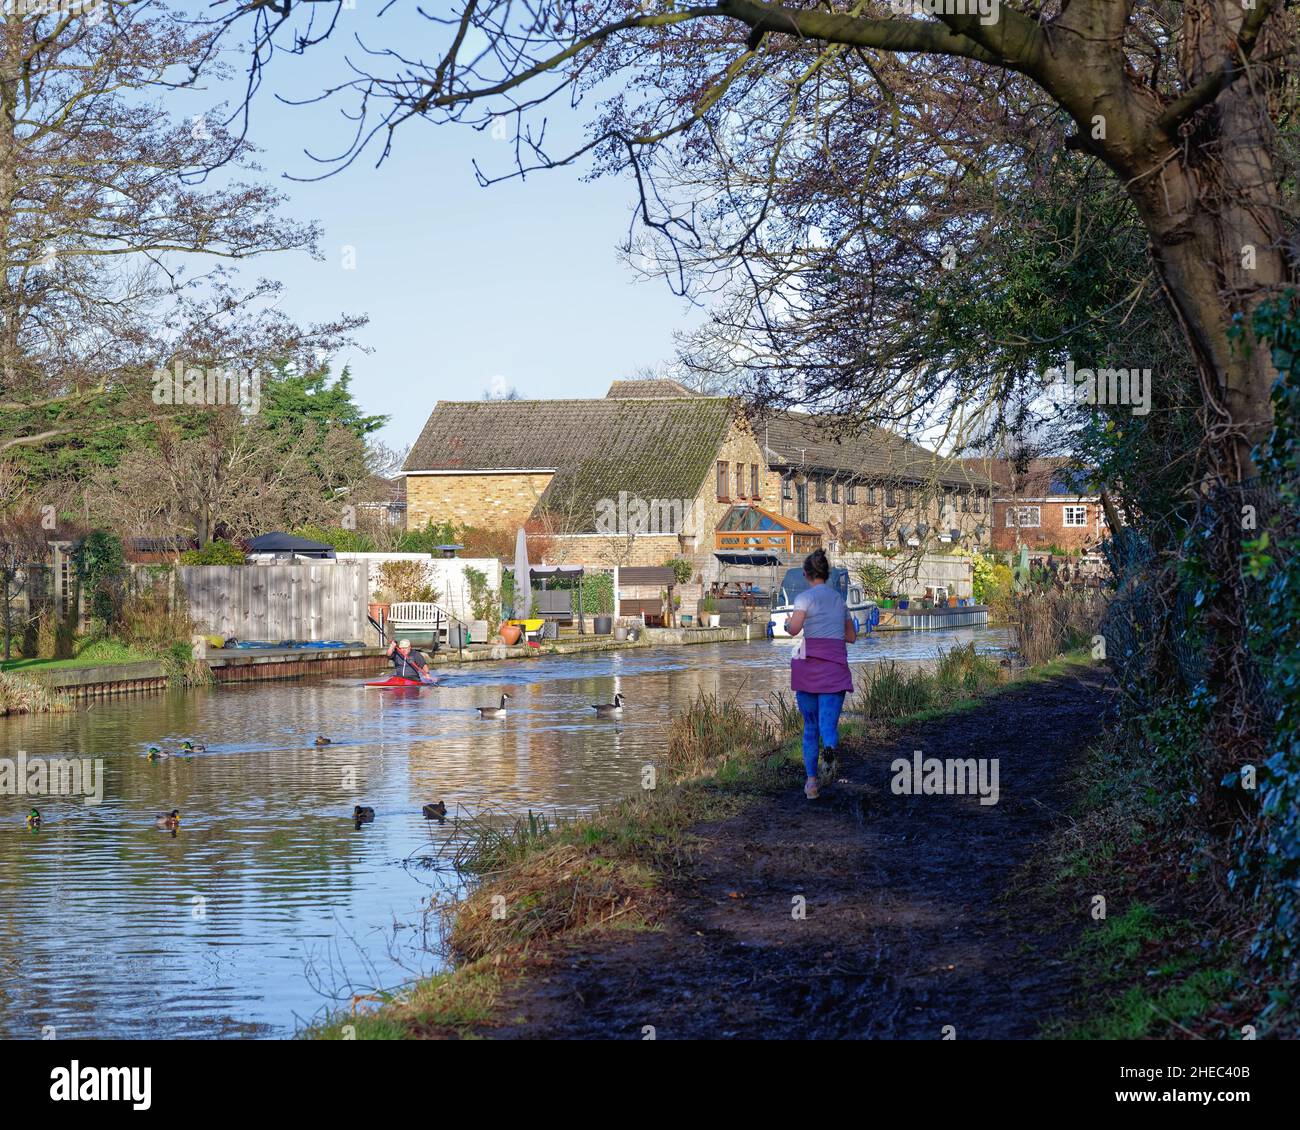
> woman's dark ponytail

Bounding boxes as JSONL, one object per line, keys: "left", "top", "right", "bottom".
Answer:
{"left": 803, "top": 547, "right": 830, "bottom": 581}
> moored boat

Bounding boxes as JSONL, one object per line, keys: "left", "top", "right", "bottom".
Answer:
{"left": 768, "top": 566, "right": 877, "bottom": 638}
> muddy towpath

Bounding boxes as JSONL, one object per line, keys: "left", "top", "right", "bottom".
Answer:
{"left": 481, "top": 665, "right": 1113, "bottom": 1039}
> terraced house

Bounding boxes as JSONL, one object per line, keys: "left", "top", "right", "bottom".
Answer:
{"left": 402, "top": 381, "right": 991, "bottom": 568}
{"left": 755, "top": 412, "right": 992, "bottom": 552}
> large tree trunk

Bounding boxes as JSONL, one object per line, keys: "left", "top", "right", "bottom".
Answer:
{"left": 1119, "top": 42, "right": 1288, "bottom": 795}
{"left": 1130, "top": 3, "right": 1288, "bottom": 482}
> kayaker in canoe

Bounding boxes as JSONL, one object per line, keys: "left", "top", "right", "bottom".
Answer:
{"left": 386, "top": 638, "right": 438, "bottom": 685}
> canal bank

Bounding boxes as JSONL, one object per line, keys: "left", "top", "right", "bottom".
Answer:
{"left": 20, "top": 626, "right": 764, "bottom": 701}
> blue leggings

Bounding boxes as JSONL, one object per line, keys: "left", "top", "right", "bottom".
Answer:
{"left": 796, "top": 691, "right": 845, "bottom": 777}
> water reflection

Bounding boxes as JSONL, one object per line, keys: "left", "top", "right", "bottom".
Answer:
{"left": 0, "top": 629, "right": 1008, "bottom": 1038}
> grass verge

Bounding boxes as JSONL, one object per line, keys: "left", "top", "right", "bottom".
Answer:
{"left": 1022, "top": 728, "right": 1280, "bottom": 1039}
{"left": 0, "top": 636, "right": 154, "bottom": 673}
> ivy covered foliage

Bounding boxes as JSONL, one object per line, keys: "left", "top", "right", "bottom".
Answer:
{"left": 292, "top": 525, "right": 380, "bottom": 553}
{"left": 1245, "top": 293, "right": 1300, "bottom": 983}
{"left": 396, "top": 521, "right": 460, "bottom": 554}
{"left": 75, "top": 530, "right": 125, "bottom": 626}
{"left": 179, "top": 539, "right": 246, "bottom": 566}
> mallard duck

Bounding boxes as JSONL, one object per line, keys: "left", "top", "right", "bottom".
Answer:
{"left": 477, "top": 693, "right": 510, "bottom": 719}
{"left": 353, "top": 805, "right": 375, "bottom": 824}
{"left": 422, "top": 801, "right": 448, "bottom": 820}
{"left": 155, "top": 809, "right": 181, "bottom": 831}
{"left": 181, "top": 740, "right": 206, "bottom": 752}
{"left": 315, "top": 736, "right": 333, "bottom": 746}
{"left": 592, "top": 693, "right": 626, "bottom": 718}
{"left": 144, "top": 746, "right": 171, "bottom": 761}
{"left": 25, "top": 808, "right": 41, "bottom": 829}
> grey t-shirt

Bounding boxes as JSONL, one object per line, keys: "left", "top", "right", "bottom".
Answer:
{"left": 793, "top": 583, "right": 849, "bottom": 639}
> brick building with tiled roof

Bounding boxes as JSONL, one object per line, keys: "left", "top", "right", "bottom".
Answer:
{"left": 403, "top": 394, "right": 767, "bottom": 565}
{"left": 962, "top": 456, "right": 1107, "bottom": 553}
{"left": 402, "top": 384, "right": 994, "bottom": 566}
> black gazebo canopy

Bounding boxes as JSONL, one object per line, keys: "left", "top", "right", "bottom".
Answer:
{"left": 246, "top": 532, "right": 337, "bottom": 559}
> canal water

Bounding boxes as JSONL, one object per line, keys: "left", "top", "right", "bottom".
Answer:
{"left": 0, "top": 629, "right": 1009, "bottom": 1038}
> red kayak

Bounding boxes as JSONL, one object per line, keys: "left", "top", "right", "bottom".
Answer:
{"left": 362, "top": 675, "right": 435, "bottom": 688}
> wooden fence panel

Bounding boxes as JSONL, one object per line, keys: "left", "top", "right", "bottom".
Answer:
{"left": 176, "top": 563, "right": 368, "bottom": 641}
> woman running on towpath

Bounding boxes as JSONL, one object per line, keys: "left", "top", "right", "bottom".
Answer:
{"left": 784, "top": 548, "right": 856, "bottom": 799}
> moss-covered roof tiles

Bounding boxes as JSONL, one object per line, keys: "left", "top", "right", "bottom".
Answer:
{"left": 754, "top": 411, "right": 981, "bottom": 489}
{"left": 404, "top": 397, "right": 737, "bottom": 528}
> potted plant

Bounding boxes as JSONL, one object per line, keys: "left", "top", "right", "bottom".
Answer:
{"left": 947, "top": 594, "right": 959, "bottom": 607}
{"left": 700, "top": 594, "right": 720, "bottom": 628}
{"left": 897, "top": 596, "right": 911, "bottom": 610}
{"left": 369, "top": 588, "right": 396, "bottom": 622}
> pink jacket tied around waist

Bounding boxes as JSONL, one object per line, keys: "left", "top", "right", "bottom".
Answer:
{"left": 791, "top": 635, "right": 853, "bottom": 694}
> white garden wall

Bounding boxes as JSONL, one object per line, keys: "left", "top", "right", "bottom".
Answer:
{"left": 334, "top": 553, "right": 502, "bottom": 622}
{"left": 836, "top": 552, "right": 974, "bottom": 599}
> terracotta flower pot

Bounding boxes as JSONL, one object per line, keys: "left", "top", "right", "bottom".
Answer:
{"left": 368, "top": 602, "right": 389, "bottom": 622}
{"left": 500, "top": 623, "right": 522, "bottom": 646}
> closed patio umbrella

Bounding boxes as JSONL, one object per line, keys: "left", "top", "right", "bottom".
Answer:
{"left": 514, "top": 529, "right": 532, "bottom": 619}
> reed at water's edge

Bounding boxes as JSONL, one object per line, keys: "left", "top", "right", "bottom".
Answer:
{"left": 0, "top": 669, "right": 72, "bottom": 716}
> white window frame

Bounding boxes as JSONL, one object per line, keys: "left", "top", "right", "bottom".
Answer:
{"left": 1062, "top": 505, "right": 1088, "bottom": 528}
{"left": 1006, "top": 505, "right": 1041, "bottom": 528}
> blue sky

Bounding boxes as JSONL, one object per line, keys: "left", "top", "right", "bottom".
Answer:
{"left": 177, "top": 6, "right": 699, "bottom": 452}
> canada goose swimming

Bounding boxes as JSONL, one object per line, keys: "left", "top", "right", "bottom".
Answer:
{"left": 180, "top": 740, "right": 205, "bottom": 752}
{"left": 353, "top": 805, "right": 375, "bottom": 824}
{"left": 422, "top": 801, "right": 448, "bottom": 820}
{"left": 314, "top": 736, "right": 332, "bottom": 746}
{"left": 592, "top": 693, "right": 626, "bottom": 718}
{"left": 477, "top": 694, "right": 510, "bottom": 719}
{"left": 25, "top": 808, "right": 41, "bottom": 829}
{"left": 155, "top": 809, "right": 181, "bottom": 831}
